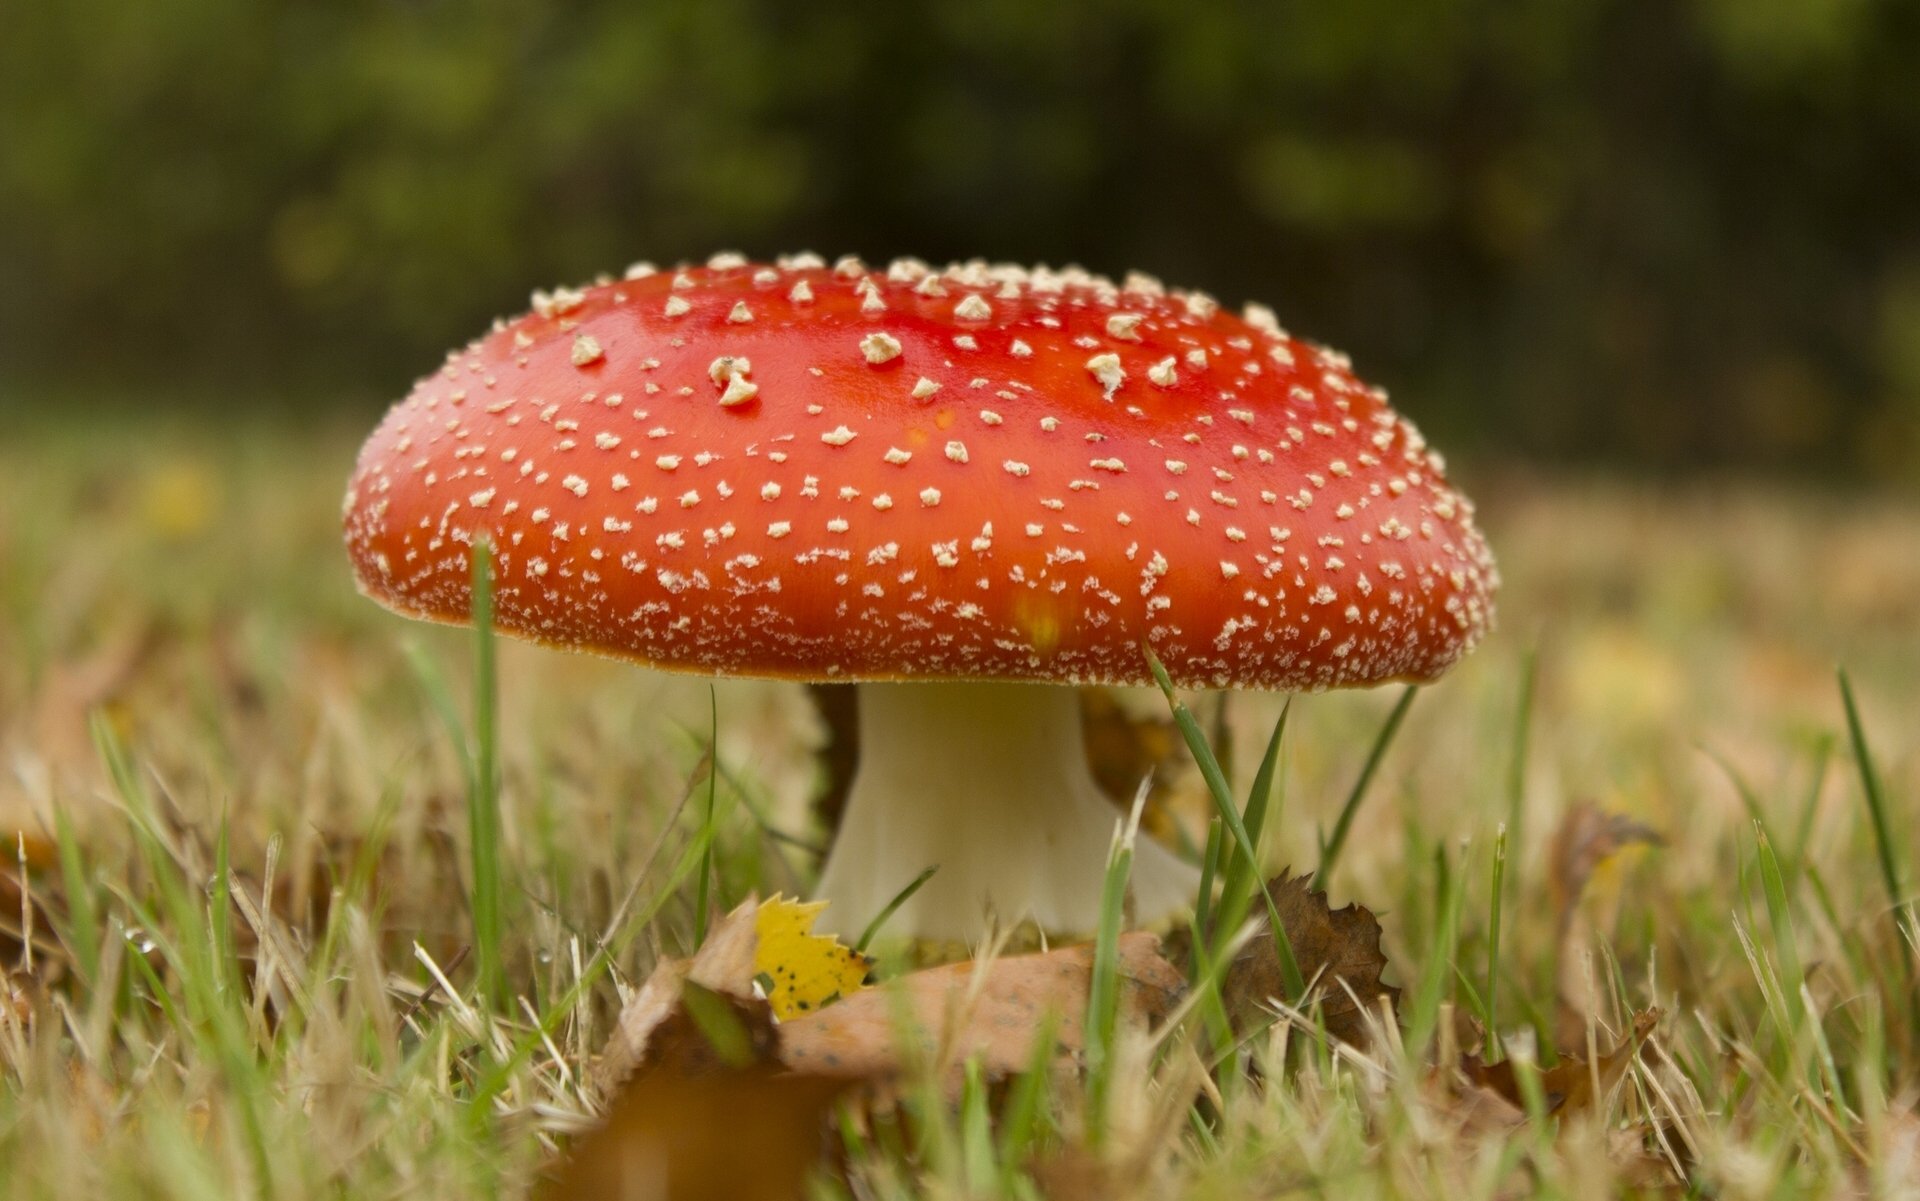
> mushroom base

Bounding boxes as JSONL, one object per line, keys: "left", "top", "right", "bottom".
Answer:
{"left": 813, "top": 680, "right": 1199, "bottom": 943}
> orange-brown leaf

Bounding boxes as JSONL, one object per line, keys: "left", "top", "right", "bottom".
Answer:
{"left": 1458, "top": 1007, "right": 1661, "bottom": 1120}
{"left": 546, "top": 1063, "right": 849, "bottom": 1201}
{"left": 595, "top": 897, "right": 764, "bottom": 1096}
{"left": 779, "top": 931, "right": 1184, "bottom": 1088}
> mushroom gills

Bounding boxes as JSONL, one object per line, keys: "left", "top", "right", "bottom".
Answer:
{"left": 813, "top": 680, "right": 1199, "bottom": 942}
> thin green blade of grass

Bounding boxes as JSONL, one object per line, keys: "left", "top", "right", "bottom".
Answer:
{"left": 463, "top": 799, "right": 729, "bottom": 1130}
{"left": 92, "top": 717, "right": 276, "bottom": 1188}
{"left": 1405, "top": 841, "right": 1467, "bottom": 1057}
{"left": 1704, "top": 745, "right": 1772, "bottom": 846}
{"left": 211, "top": 809, "right": 239, "bottom": 1009}
{"left": 694, "top": 686, "right": 718, "bottom": 945}
{"left": 1191, "top": 819, "right": 1223, "bottom": 976}
{"left": 1838, "top": 669, "right": 1916, "bottom": 990}
{"left": 959, "top": 1057, "right": 996, "bottom": 1190}
{"left": 854, "top": 864, "right": 938, "bottom": 954}
{"left": 1212, "top": 700, "right": 1290, "bottom": 947}
{"left": 1503, "top": 647, "right": 1537, "bottom": 862}
{"left": 468, "top": 538, "right": 506, "bottom": 1010}
{"left": 51, "top": 803, "right": 101, "bottom": 987}
{"left": 1083, "top": 797, "right": 1138, "bottom": 1149}
{"left": 1143, "top": 645, "right": 1304, "bottom": 1002}
{"left": 1314, "top": 684, "right": 1417, "bottom": 890}
{"left": 1485, "top": 822, "right": 1508, "bottom": 1063}
{"left": 1731, "top": 914, "right": 1802, "bottom": 1085}
{"left": 997, "top": 1011, "right": 1061, "bottom": 1189}
{"left": 1788, "top": 734, "right": 1833, "bottom": 888}
{"left": 1754, "top": 821, "right": 1809, "bottom": 1049}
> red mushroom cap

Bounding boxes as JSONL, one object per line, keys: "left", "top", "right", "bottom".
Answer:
{"left": 343, "top": 253, "right": 1496, "bottom": 690}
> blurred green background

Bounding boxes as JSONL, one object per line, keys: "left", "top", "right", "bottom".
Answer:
{"left": 4, "top": 0, "right": 1918, "bottom": 480}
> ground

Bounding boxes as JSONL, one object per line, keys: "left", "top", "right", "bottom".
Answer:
{"left": 1, "top": 408, "right": 1916, "bottom": 1197}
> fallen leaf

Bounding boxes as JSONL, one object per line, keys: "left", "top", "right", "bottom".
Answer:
{"left": 1456, "top": 1007, "right": 1661, "bottom": 1120}
{"left": 1608, "top": 1125, "right": 1687, "bottom": 1193}
{"left": 595, "top": 897, "right": 763, "bottom": 1096}
{"left": 753, "top": 896, "right": 870, "bottom": 1020}
{"left": 1548, "top": 803, "right": 1662, "bottom": 1039}
{"left": 547, "top": 1063, "right": 848, "bottom": 1201}
{"left": 1548, "top": 802, "right": 1663, "bottom": 952}
{"left": 779, "top": 931, "right": 1184, "bottom": 1088}
{"left": 586, "top": 908, "right": 1187, "bottom": 1198}
{"left": 565, "top": 899, "right": 855, "bottom": 1200}
{"left": 1208, "top": 870, "right": 1397, "bottom": 1046}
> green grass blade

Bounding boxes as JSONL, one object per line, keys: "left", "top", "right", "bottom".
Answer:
{"left": 1192, "top": 818, "right": 1223, "bottom": 962}
{"left": 1754, "top": 821, "right": 1807, "bottom": 1042}
{"left": 1406, "top": 841, "right": 1466, "bottom": 1057}
{"left": 1788, "top": 734, "right": 1832, "bottom": 887}
{"left": 52, "top": 803, "right": 101, "bottom": 987}
{"left": 854, "top": 864, "right": 938, "bottom": 954}
{"left": 1486, "top": 821, "right": 1508, "bottom": 1062}
{"left": 211, "top": 808, "right": 238, "bottom": 1008}
{"left": 1838, "top": 669, "right": 1915, "bottom": 985}
{"left": 1143, "top": 645, "right": 1304, "bottom": 1001}
{"left": 959, "top": 1057, "right": 996, "bottom": 1190}
{"left": 464, "top": 807, "right": 722, "bottom": 1131}
{"left": 468, "top": 538, "right": 506, "bottom": 1010}
{"left": 1504, "top": 647, "right": 1537, "bottom": 860}
{"left": 1214, "top": 701, "right": 1290, "bottom": 942}
{"left": 997, "top": 1012, "right": 1060, "bottom": 1185}
{"left": 1315, "top": 685, "right": 1418, "bottom": 890}
{"left": 1083, "top": 807, "right": 1135, "bottom": 1148}
{"left": 694, "top": 686, "right": 718, "bottom": 945}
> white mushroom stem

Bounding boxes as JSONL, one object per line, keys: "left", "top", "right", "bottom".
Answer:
{"left": 813, "top": 680, "right": 1199, "bottom": 943}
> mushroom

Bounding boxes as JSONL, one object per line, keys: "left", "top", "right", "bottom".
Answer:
{"left": 342, "top": 253, "right": 1497, "bottom": 942}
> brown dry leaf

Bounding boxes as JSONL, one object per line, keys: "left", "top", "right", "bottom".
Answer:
{"left": 779, "top": 931, "right": 1185, "bottom": 1089}
{"left": 1608, "top": 1126, "right": 1687, "bottom": 1193}
{"left": 1548, "top": 802, "right": 1663, "bottom": 951}
{"left": 564, "top": 899, "right": 855, "bottom": 1200}
{"left": 549, "top": 1062, "right": 848, "bottom": 1201}
{"left": 1215, "top": 870, "right": 1396, "bottom": 1046}
{"left": 1457, "top": 1007, "right": 1661, "bottom": 1121}
{"left": 1548, "top": 802, "right": 1662, "bottom": 1040}
{"left": 584, "top": 911, "right": 1186, "bottom": 1197}
{"left": 595, "top": 897, "right": 763, "bottom": 1095}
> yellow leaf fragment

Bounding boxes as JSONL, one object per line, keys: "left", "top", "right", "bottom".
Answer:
{"left": 753, "top": 896, "right": 871, "bottom": 1020}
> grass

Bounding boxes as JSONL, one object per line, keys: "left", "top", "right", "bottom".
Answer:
{"left": 3, "top": 409, "right": 1920, "bottom": 1197}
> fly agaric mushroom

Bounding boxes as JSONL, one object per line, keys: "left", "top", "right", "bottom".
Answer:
{"left": 343, "top": 252, "right": 1496, "bottom": 942}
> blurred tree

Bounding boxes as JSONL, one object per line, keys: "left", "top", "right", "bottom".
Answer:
{"left": 1, "top": 0, "right": 1916, "bottom": 479}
